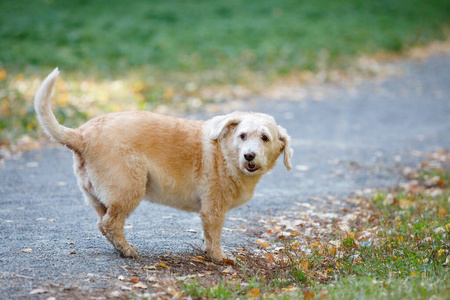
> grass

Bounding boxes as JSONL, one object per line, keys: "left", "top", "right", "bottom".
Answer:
{"left": 168, "top": 166, "right": 450, "bottom": 299}
{"left": 1, "top": 0, "right": 450, "bottom": 144}
{"left": 2, "top": 0, "right": 450, "bottom": 76}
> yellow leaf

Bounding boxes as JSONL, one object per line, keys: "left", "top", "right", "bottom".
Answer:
{"left": 299, "top": 260, "right": 309, "bottom": 271}
{"left": 248, "top": 288, "right": 260, "bottom": 297}
{"left": 282, "top": 286, "right": 297, "bottom": 293}
{"left": 346, "top": 232, "right": 355, "bottom": 239}
{"left": 329, "top": 246, "right": 337, "bottom": 255}
{"left": 158, "top": 262, "right": 169, "bottom": 268}
{"left": 0, "top": 69, "right": 6, "bottom": 80}
{"left": 399, "top": 199, "right": 413, "bottom": 209}
{"left": 291, "top": 242, "right": 301, "bottom": 249}
{"left": 256, "top": 239, "right": 269, "bottom": 248}
{"left": 265, "top": 253, "right": 275, "bottom": 264}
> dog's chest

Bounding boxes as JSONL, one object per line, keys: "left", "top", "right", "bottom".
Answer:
{"left": 230, "top": 189, "right": 254, "bottom": 210}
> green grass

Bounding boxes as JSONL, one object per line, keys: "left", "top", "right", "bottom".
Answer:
{"left": 1, "top": 0, "right": 450, "bottom": 77}
{"left": 174, "top": 168, "right": 450, "bottom": 299}
{"left": 1, "top": 0, "right": 450, "bottom": 143}
{"left": 314, "top": 276, "right": 449, "bottom": 300}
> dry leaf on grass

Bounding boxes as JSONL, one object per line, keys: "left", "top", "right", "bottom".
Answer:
{"left": 133, "top": 282, "right": 148, "bottom": 289}
{"left": 248, "top": 288, "right": 260, "bottom": 297}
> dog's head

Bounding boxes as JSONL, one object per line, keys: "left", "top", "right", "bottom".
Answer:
{"left": 209, "top": 112, "right": 293, "bottom": 175}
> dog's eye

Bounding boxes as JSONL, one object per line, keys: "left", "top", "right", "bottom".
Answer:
{"left": 261, "top": 135, "right": 269, "bottom": 142}
{"left": 240, "top": 133, "right": 247, "bottom": 140}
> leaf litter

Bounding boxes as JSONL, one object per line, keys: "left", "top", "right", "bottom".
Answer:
{"left": 18, "top": 151, "right": 450, "bottom": 299}
{"left": 123, "top": 151, "right": 450, "bottom": 299}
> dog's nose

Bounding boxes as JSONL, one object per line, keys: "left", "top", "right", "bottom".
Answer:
{"left": 244, "top": 152, "right": 256, "bottom": 162}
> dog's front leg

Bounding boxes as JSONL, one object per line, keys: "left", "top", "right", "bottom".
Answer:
{"left": 200, "top": 199, "right": 229, "bottom": 262}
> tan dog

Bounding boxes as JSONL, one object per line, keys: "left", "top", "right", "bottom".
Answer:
{"left": 35, "top": 68, "right": 293, "bottom": 262}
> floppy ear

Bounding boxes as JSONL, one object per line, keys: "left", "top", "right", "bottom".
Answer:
{"left": 278, "top": 125, "right": 294, "bottom": 171}
{"left": 209, "top": 112, "right": 243, "bottom": 140}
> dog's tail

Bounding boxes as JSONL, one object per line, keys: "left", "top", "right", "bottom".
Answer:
{"left": 34, "top": 68, "right": 84, "bottom": 152}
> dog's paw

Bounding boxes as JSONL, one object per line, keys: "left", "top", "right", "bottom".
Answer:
{"left": 209, "top": 249, "right": 235, "bottom": 264}
{"left": 121, "top": 243, "right": 138, "bottom": 259}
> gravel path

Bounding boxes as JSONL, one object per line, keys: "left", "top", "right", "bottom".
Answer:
{"left": 1, "top": 53, "right": 449, "bottom": 298}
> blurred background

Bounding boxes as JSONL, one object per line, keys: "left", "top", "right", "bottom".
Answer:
{"left": 1, "top": 0, "right": 449, "bottom": 148}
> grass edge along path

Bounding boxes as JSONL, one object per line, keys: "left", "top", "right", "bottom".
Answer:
{"left": 116, "top": 152, "right": 449, "bottom": 300}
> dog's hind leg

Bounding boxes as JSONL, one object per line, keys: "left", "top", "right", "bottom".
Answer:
{"left": 82, "top": 190, "right": 109, "bottom": 240}
{"left": 100, "top": 192, "right": 143, "bottom": 258}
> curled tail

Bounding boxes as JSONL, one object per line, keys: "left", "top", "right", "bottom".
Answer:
{"left": 34, "top": 68, "right": 84, "bottom": 152}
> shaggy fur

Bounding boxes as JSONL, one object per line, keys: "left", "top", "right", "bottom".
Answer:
{"left": 35, "top": 68, "right": 293, "bottom": 262}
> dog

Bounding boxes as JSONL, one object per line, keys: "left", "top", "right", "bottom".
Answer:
{"left": 34, "top": 68, "right": 293, "bottom": 262}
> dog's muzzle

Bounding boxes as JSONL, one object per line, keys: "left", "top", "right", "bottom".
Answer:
{"left": 245, "top": 163, "right": 259, "bottom": 172}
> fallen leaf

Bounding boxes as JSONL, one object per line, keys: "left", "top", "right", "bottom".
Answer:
{"left": 69, "top": 251, "right": 76, "bottom": 255}
{"left": 399, "top": 199, "right": 414, "bottom": 209}
{"left": 229, "top": 217, "right": 248, "bottom": 222}
{"left": 129, "top": 277, "right": 139, "bottom": 283}
{"left": 133, "top": 282, "right": 148, "bottom": 289}
{"left": 248, "top": 288, "right": 260, "bottom": 297}
{"left": 282, "top": 286, "right": 298, "bottom": 292}
{"left": 309, "top": 197, "right": 322, "bottom": 201}
{"left": 191, "top": 256, "right": 205, "bottom": 263}
{"left": 110, "top": 291, "right": 121, "bottom": 297}
{"left": 434, "top": 227, "right": 445, "bottom": 234}
{"left": 0, "top": 69, "right": 6, "bottom": 80}
{"left": 265, "top": 253, "right": 275, "bottom": 264}
{"left": 222, "top": 258, "right": 235, "bottom": 265}
{"left": 158, "top": 262, "right": 169, "bottom": 268}
{"left": 144, "top": 265, "right": 156, "bottom": 270}
{"left": 222, "top": 266, "right": 234, "bottom": 273}
{"left": 29, "top": 288, "right": 47, "bottom": 295}
{"left": 304, "top": 291, "right": 315, "bottom": 299}
{"left": 118, "top": 275, "right": 125, "bottom": 281}
{"left": 256, "top": 239, "right": 269, "bottom": 248}
{"left": 299, "top": 260, "right": 309, "bottom": 271}
{"left": 291, "top": 242, "right": 301, "bottom": 249}
{"left": 22, "top": 248, "right": 32, "bottom": 253}
{"left": 383, "top": 194, "right": 394, "bottom": 206}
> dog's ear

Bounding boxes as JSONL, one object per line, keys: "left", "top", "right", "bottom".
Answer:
{"left": 278, "top": 125, "right": 293, "bottom": 171}
{"left": 209, "top": 112, "right": 243, "bottom": 140}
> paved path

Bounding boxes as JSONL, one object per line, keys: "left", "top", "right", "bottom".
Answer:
{"left": 1, "top": 53, "right": 449, "bottom": 298}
